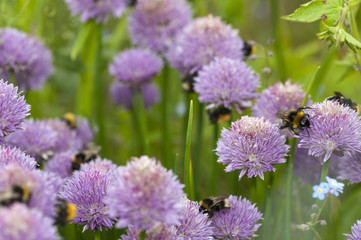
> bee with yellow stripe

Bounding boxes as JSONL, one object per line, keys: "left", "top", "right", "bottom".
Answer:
{"left": 62, "top": 113, "right": 77, "bottom": 130}
{"left": 327, "top": 92, "right": 359, "bottom": 113}
{"left": 0, "top": 185, "right": 31, "bottom": 207}
{"left": 54, "top": 199, "right": 77, "bottom": 226}
{"left": 276, "top": 107, "right": 311, "bottom": 135}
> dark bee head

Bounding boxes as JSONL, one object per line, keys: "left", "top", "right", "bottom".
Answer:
{"left": 0, "top": 185, "right": 31, "bottom": 207}
{"left": 54, "top": 199, "right": 77, "bottom": 226}
{"left": 327, "top": 92, "right": 359, "bottom": 113}
{"left": 71, "top": 144, "right": 101, "bottom": 171}
{"left": 62, "top": 113, "right": 77, "bottom": 129}
{"left": 242, "top": 41, "right": 256, "bottom": 57}
{"left": 207, "top": 107, "right": 231, "bottom": 124}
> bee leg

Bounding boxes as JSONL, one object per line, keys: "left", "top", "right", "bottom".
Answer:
{"left": 280, "top": 125, "right": 289, "bottom": 130}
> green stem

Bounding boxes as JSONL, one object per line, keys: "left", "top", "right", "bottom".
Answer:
{"left": 319, "top": 159, "right": 330, "bottom": 183}
{"left": 131, "top": 88, "right": 150, "bottom": 155}
{"left": 161, "top": 64, "right": 171, "bottom": 168}
{"left": 349, "top": 8, "right": 361, "bottom": 72}
{"left": 271, "top": 0, "right": 288, "bottom": 81}
{"left": 184, "top": 100, "right": 194, "bottom": 199}
{"left": 284, "top": 138, "right": 296, "bottom": 240}
{"left": 210, "top": 123, "right": 219, "bottom": 195}
{"left": 303, "top": 66, "right": 321, "bottom": 106}
{"left": 94, "top": 231, "right": 101, "bottom": 240}
{"left": 139, "top": 230, "right": 146, "bottom": 240}
{"left": 262, "top": 175, "right": 274, "bottom": 240}
{"left": 193, "top": 102, "right": 204, "bottom": 198}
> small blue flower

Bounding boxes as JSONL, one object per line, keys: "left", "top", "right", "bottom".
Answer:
{"left": 312, "top": 182, "right": 330, "bottom": 200}
{"left": 326, "top": 176, "right": 344, "bottom": 196}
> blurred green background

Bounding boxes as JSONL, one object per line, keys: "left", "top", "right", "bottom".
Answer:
{"left": 1, "top": 0, "right": 361, "bottom": 239}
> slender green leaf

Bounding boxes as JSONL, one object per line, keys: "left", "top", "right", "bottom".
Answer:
{"left": 184, "top": 100, "right": 194, "bottom": 200}
{"left": 71, "top": 21, "right": 94, "bottom": 60}
{"left": 282, "top": 0, "right": 342, "bottom": 24}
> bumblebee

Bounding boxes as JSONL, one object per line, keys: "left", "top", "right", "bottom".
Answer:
{"left": 207, "top": 107, "right": 231, "bottom": 124}
{"left": 199, "top": 194, "right": 230, "bottom": 218}
{"left": 242, "top": 41, "right": 257, "bottom": 57}
{"left": 276, "top": 107, "right": 311, "bottom": 135}
{"left": 182, "top": 72, "right": 198, "bottom": 92}
{"left": 71, "top": 143, "right": 101, "bottom": 171}
{"left": 62, "top": 113, "right": 77, "bottom": 130}
{"left": 54, "top": 199, "right": 77, "bottom": 226}
{"left": 0, "top": 185, "right": 31, "bottom": 207}
{"left": 327, "top": 92, "right": 359, "bottom": 113}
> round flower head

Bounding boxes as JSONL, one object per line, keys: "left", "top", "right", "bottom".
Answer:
{"left": 120, "top": 197, "right": 213, "bottom": 240}
{"left": 252, "top": 80, "right": 307, "bottom": 124}
{"left": 194, "top": 57, "right": 259, "bottom": 114}
{"left": 105, "top": 156, "right": 184, "bottom": 230}
{"left": 297, "top": 100, "right": 361, "bottom": 163}
{"left": 109, "top": 48, "right": 163, "bottom": 87}
{"left": 338, "top": 152, "right": 361, "bottom": 183}
{"left": 128, "top": 0, "right": 192, "bottom": 53}
{"left": 173, "top": 197, "right": 214, "bottom": 239}
{"left": 0, "top": 145, "right": 37, "bottom": 170}
{"left": 80, "top": 158, "right": 117, "bottom": 173}
{"left": 345, "top": 220, "right": 361, "bottom": 240}
{"left": 110, "top": 82, "right": 159, "bottom": 110}
{"left": 0, "top": 80, "right": 30, "bottom": 137}
{"left": 211, "top": 195, "right": 262, "bottom": 239}
{"left": 0, "top": 163, "right": 58, "bottom": 218}
{"left": 60, "top": 168, "right": 116, "bottom": 232}
{"left": 121, "top": 223, "right": 177, "bottom": 240}
{"left": 0, "top": 204, "right": 59, "bottom": 240}
{"left": 65, "top": 0, "right": 128, "bottom": 23}
{"left": 6, "top": 119, "right": 59, "bottom": 161}
{"left": 44, "top": 150, "right": 77, "bottom": 179}
{"left": 167, "top": 15, "right": 244, "bottom": 75}
{"left": 0, "top": 28, "right": 53, "bottom": 91}
{"left": 216, "top": 116, "right": 290, "bottom": 180}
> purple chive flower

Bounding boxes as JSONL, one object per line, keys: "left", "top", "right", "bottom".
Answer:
{"left": 121, "top": 197, "right": 214, "bottom": 240}
{"left": 44, "top": 150, "right": 76, "bottom": 179}
{"left": 74, "top": 117, "right": 94, "bottom": 148}
{"left": 0, "top": 204, "right": 59, "bottom": 240}
{"left": 194, "top": 57, "right": 259, "bottom": 113}
{"left": 338, "top": 152, "right": 361, "bottom": 183}
{"left": 211, "top": 195, "right": 262, "bottom": 239}
{"left": 105, "top": 156, "right": 184, "bottom": 230}
{"left": 0, "top": 28, "right": 53, "bottom": 91}
{"left": 6, "top": 119, "right": 59, "bottom": 160}
{"left": 216, "top": 116, "right": 290, "bottom": 180}
{"left": 109, "top": 48, "right": 163, "bottom": 87}
{"left": 0, "top": 163, "right": 58, "bottom": 218}
{"left": 65, "top": 0, "right": 128, "bottom": 23}
{"left": 167, "top": 14, "right": 244, "bottom": 75}
{"left": 252, "top": 80, "right": 308, "bottom": 124}
{"left": 297, "top": 101, "right": 361, "bottom": 163}
{"left": 128, "top": 0, "right": 192, "bottom": 53}
{"left": 0, "top": 79, "right": 30, "bottom": 137}
{"left": 174, "top": 197, "right": 214, "bottom": 239}
{"left": 326, "top": 176, "right": 344, "bottom": 196}
{"left": 312, "top": 182, "right": 330, "bottom": 200}
{"left": 60, "top": 168, "right": 116, "bottom": 232}
{"left": 110, "top": 82, "right": 159, "bottom": 110}
{"left": 0, "top": 145, "right": 37, "bottom": 170}
{"left": 121, "top": 223, "right": 177, "bottom": 240}
{"left": 345, "top": 220, "right": 361, "bottom": 240}
{"left": 80, "top": 158, "right": 117, "bottom": 173}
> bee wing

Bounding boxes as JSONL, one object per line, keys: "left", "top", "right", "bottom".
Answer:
{"left": 276, "top": 110, "right": 291, "bottom": 122}
{"left": 209, "top": 194, "right": 230, "bottom": 207}
{"left": 333, "top": 91, "right": 344, "bottom": 97}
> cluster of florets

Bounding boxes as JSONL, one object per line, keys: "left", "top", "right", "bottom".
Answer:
{"left": 0, "top": 28, "right": 53, "bottom": 91}
{"left": 312, "top": 176, "right": 344, "bottom": 200}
